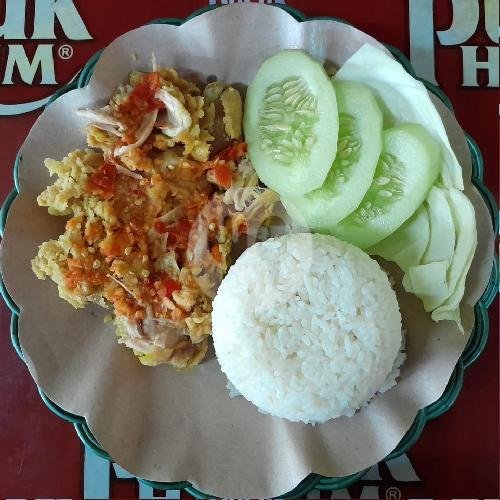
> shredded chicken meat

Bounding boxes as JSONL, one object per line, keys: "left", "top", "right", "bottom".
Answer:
{"left": 32, "top": 68, "right": 276, "bottom": 369}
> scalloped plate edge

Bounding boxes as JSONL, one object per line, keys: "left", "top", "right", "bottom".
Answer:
{"left": 0, "top": 5, "right": 498, "bottom": 498}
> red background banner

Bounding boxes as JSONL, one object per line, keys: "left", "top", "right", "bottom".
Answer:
{"left": 0, "top": 1, "right": 498, "bottom": 498}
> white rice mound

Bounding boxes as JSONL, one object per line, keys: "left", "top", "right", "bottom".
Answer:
{"left": 212, "top": 233, "right": 403, "bottom": 424}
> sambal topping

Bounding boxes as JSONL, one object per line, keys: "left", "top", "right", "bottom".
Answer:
{"left": 237, "top": 221, "right": 248, "bottom": 235}
{"left": 99, "top": 229, "right": 135, "bottom": 258}
{"left": 117, "top": 72, "right": 163, "bottom": 134}
{"left": 217, "top": 141, "right": 247, "bottom": 162}
{"left": 211, "top": 244, "right": 223, "bottom": 264}
{"left": 32, "top": 67, "right": 278, "bottom": 370}
{"left": 86, "top": 162, "right": 117, "bottom": 199}
{"left": 213, "top": 162, "right": 233, "bottom": 189}
{"left": 154, "top": 220, "right": 169, "bottom": 234}
{"left": 65, "top": 256, "right": 107, "bottom": 290}
{"left": 154, "top": 275, "right": 182, "bottom": 299}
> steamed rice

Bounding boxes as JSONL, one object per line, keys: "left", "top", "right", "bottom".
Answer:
{"left": 212, "top": 233, "right": 403, "bottom": 424}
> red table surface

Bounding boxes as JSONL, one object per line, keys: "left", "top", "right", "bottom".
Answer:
{"left": 0, "top": 1, "right": 498, "bottom": 499}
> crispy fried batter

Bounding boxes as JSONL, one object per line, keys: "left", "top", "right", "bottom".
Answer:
{"left": 32, "top": 69, "right": 275, "bottom": 369}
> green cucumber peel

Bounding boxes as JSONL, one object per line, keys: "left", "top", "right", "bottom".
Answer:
{"left": 334, "top": 43, "right": 464, "bottom": 190}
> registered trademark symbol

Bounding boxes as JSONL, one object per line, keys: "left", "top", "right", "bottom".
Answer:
{"left": 385, "top": 486, "right": 401, "bottom": 500}
{"left": 58, "top": 44, "right": 73, "bottom": 59}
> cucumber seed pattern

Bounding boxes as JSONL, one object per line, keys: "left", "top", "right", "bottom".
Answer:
{"left": 309, "top": 113, "right": 361, "bottom": 198}
{"left": 346, "top": 153, "right": 405, "bottom": 225}
{"left": 258, "top": 77, "right": 318, "bottom": 164}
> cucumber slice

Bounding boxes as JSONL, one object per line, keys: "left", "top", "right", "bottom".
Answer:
{"left": 407, "top": 261, "right": 449, "bottom": 311}
{"left": 332, "top": 123, "right": 440, "bottom": 249}
{"left": 369, "top": 204, "right": 430, "bottom": 272}
{"left": 334, "top": 43, "right": 464, "bottom": 190}
{"left": 281, "top": 81, "right": 382, "bottom": 228}
{"left": 422, "top": 186, "right": 455, "bottom": 265}
{"left": 244, "top": 50, "right": 339, "bottom": 196}
{"left": 431, "top": 188, "right": 477, "bottom": 331}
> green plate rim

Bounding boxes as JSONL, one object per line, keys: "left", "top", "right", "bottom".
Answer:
{"left": 0, "top": 4, "right": 498, "bottom": 498}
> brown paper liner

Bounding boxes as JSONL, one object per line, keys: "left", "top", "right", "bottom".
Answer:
{"left": 0, "top": 4, "right": 494, "bottom": 497}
